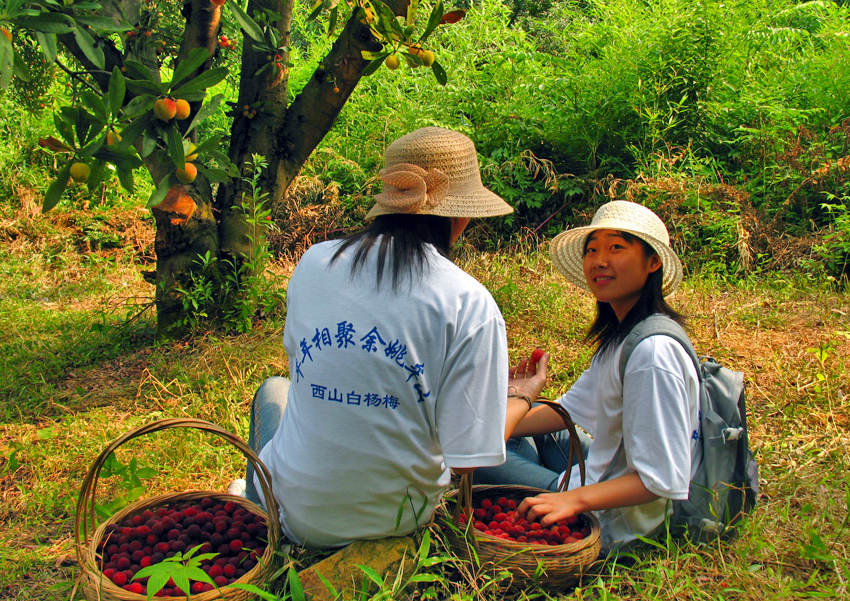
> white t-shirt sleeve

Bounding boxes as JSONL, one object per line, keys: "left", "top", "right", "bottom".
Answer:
{"left": 621, "top": 336, "right": 697, "bottom": 499}
{"left": 437, "top": 316, "right": 508, "bottom": 469}
{"left": 557, "top": 366, "right": 599, "bottom": 435}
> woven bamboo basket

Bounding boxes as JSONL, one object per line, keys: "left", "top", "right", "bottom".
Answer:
{"left": 443, "top": 400, "right": 601, "bottom": 588}
{"left": 74, "top": 418, "right": 282, "bottom": 601}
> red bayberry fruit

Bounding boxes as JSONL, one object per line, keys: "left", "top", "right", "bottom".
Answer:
{"left": 125, "top": 582, "right": 144, "bottom": 594}
{"left": 229, "top": 539, "right": 243, "bottom": 553}
{"left": 224, "top": 502, "right": 236, "bottom": 513}
{"left": 192, "top": 581, "right": 205, "bottom": 594}
{"left": 222, "top": 563, "right": 236, "bottom": 577}
{"left": 208, "top": 564, "right": 223, "bottom": 578}
{"left": 116, "top": 556, "right": 131, "bottom": 570}
{"left": 481, "top": 499, "right": 492, "bottom": 508}
{"left": 112, "top": 571, "right": 128, "bottom": 586}
{"left": 530, "top": 348, "right": 545, "bottom": 369}
{"left": 214, "top": 575, "right": 228, "bottom": 586}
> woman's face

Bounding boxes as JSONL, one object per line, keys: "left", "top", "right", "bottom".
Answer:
{"left": 583, "top": 229, "right": 661, "bottom": 321}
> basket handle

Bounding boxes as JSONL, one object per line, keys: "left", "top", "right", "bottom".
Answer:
{"left": 74, "top": 418, "right": 282, "bottom": 565}
{"left": 456, "top": 400, "right": 586, "bottom": 519}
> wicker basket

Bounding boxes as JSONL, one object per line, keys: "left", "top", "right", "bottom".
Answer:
{"left": 74, "top": 418, "right": 282, "bottom": 601}
{"left": 443, "top": 400, "right": 601, "bottom": 588}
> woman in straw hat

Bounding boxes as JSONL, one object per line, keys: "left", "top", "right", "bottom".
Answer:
{"left": 238, "top": 127, "right": 531, "bottom": 548}
{"left": 476, "top": 200, "right": 700, "bottom": 550}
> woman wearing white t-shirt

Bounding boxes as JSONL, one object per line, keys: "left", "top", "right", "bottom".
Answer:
{"left": 475, "top": 201, "right": 699, "bottom": 550}
{"left": 237, "top": 127, "right": 527, "bottom": 548}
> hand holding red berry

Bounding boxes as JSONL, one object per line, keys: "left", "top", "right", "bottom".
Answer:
{"left": 508, "top": 348, "right": 549, "bottom": 405}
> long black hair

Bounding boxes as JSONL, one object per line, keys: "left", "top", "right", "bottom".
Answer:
{"left": 330, "top": 213, "right": 453, "bottom": 289}
{"left": 585, "top": 231, "right": 684, "bottom": 356}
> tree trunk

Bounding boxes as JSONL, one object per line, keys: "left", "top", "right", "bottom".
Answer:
{"left": 60, "top": 0, "right": 405, "bottom": 336}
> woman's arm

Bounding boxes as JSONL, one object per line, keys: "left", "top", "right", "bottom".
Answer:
{"left": 517, "top": 472, "right": 659, "bottom": 525}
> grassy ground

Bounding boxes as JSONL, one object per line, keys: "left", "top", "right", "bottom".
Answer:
{"left": 1, "top": 203, "right": 848, "bottom": 600}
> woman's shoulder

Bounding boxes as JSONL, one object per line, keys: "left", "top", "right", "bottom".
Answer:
{"left": 626, "top": 333, "right": 698, "bottom": 381}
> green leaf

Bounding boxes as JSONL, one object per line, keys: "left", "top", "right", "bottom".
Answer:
{"left": 140, "top": 131, "right": 157, "bottom": 157}
{"left": 171, "top": 67, "right": 228, "bottom": 99}
{"left": 361, "top": 56, "right": 385, "bottom": 78}
{"left": 123, "top": 60, "right": 157, "bottom": 83}
{"left": 43, "top": 163, "right": 70, "bottom": 212}
{"left": 189, "top": 133, "right": 223, "bottom": 157}
{"left": 407, "top": 573, "right": 443, "bottom": 583}
{"left": 146, "top": 174, "right": 172, "bottom": 208}
{"left": 417, "top": 528, "right": 431, "bottom": 560}
{"left": 118, "top": 113, "right": 152, "bottom": 146}
{"left": 228, "top": 1, "right": 264, "bottom": 42}
{"left": 17, "top": 13, "right": 75, "bottom": 33}
{"left": 126, "top": 78, "right": 163, "bottom": 96}
{"left": 227, "top": 583, "right": 278, "bottom": 601}
{"left": 35, "top": 32, "right": 58, "bottom": 63}
{"left": 0, "top": 33, "right": 12, "bottom": 89}
{"left": 360, "top": 50, "right": 385, "bottom": 61}
{"left": 55, "top": 110, "right": 76, "bottom": 147}
{"left": 73, "top": 25, "right": 105, "bottom": 70}
{"left": 199, "top": 167, "right": 229, "bottom": 183}
{"left": 107, "top": 67, "right": 126, "bottom": 117}
{"left": 75, "top": 15, "right": 133, "bottom": 33}
{"left": 74, "top": 109, "right": 95, "bottom": 148}
{"left": 186, "top": 94, "right": 223, "bottom": 134}
{"left": 80, "top": 90, "right": 107, "bottom": 122}
{"left": 169, "top": 47, "right": 212, "bottom": 90}
{"left": 12, "top": 51, "right": 30, "bottom": 82}
{"left": 115, "top": 162, "right": 134, "bottom": 192}
{"left": 166, "top": 124, "right": 185, "bottom": 168}
{"left": 327, "top": 5, "right": 338, "bottom": 36}
{"left": 122, "top": 94, "right": 156, "bottom": 119}
{"left": 421, "top": 0, "right": 444, "bottom": 41}
{"left": 431, "top": 60, "right": 447, "bottom": 86}
{"left": 355, "top": 564, "right": 384, "bottom": 587}
{"left": 286, "top": 566, "right": 305, "bottom": 601}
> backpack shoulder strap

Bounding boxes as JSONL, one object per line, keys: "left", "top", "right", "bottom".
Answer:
{"left": 618, "top": 314, "right": 700, "bottom": 383}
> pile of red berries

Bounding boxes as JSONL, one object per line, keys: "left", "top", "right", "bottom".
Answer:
{"left": 458, "top": 496, "right": 592, "bottom": 546}
{"left": 96, "top": 497, "right": 267, "bottom": 597}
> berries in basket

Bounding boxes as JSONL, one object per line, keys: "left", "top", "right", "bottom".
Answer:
{"left": 457, "top": 494, "right": 593, "bottom": 546}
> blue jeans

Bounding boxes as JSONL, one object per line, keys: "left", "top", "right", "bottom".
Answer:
{"left": 474, "top": 427, "right": 591, "bottom": 491}
{"left": 245, "top": 376, "right": 290, "bottom": 505}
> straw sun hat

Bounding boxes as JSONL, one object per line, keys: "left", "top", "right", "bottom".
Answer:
{"left": 550, "top": 200, "right": 684, "bottom": 296}
{"left": 366, "top": 127, "right": 514, "bottom": 219}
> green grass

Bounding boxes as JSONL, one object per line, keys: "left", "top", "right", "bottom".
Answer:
{"left": 1, "top": 207, "right": 848, "bottom": 600}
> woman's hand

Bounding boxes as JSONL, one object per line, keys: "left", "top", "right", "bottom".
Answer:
{"left": 508, "top": 350, "right": 549, "bottom": 403}
{"left": 517, "top": 491, "right": 583, "bottom": 526}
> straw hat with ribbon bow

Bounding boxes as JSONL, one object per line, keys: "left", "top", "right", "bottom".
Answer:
{"left": 366, "top": 127, "right": 513, "bottom": 219}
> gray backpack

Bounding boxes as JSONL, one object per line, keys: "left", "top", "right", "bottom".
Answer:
{"left": 619, "top": 314, "right": 760, "bottom": 541}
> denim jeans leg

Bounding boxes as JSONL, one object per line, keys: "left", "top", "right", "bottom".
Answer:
{"left": 245, "top": 376, "right": 290, "bottom": 505}
{"left": 534, "top": 428, "right": 592, "bottom": 489}
{"left": 473, "top": 436, "right": 562, "bottom": 491}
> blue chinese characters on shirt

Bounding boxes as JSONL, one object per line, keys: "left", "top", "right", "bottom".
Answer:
{"left": 294, "top": 320, "right": 431, "bottom": 410}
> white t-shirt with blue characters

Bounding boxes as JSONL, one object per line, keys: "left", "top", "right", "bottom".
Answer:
{"left": 258, "top": 239, "right": 508, "bottom": 547}
{"left": 558, "top": 332, "right": 700, "bottom": 549}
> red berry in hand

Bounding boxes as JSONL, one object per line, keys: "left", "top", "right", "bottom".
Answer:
{"left": 530, "top": 348, "right": 545, "bottom": 369}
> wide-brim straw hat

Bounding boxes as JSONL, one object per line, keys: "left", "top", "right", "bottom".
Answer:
{"left": 366, "top": 127, "right": 514, "bottom": 219}
{"left": 550, "top": 200, "right": 683, "bottom": 296}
